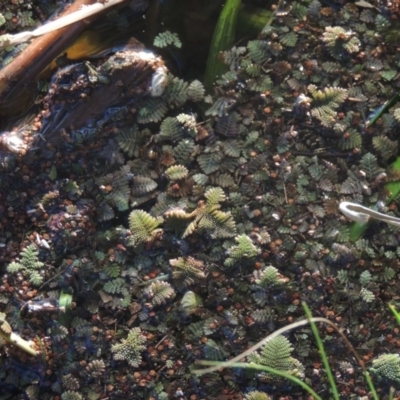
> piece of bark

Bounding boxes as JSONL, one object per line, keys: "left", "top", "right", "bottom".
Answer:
{"left": 0, "top": 0, "right": 127, "bottom": 107}
{"left": 38, "top": 47, "right": 165, "bottom": 145}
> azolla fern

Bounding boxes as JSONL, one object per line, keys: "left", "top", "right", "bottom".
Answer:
{"left": 6, "top": 244, "right": 45, "bottom": 286}
{"left": 224, "top": 234, "right": 260, "bottom": 268}
{"left": 308, "top": 84, "right": 348, "bottom": 127}
{"left": 164, "top": 187, "right": 236, "bottom": 239}
{"left": 254, "top": 265, "right": 288, "bottom": 288}
{"left": 247, "top": 335, "right": 304, "bottom": 384}
{"left": 153, "top": 30, "right": 182, "bottom": 49}
{"left": 143, "top": 281, "right": 175, "bottom": 306}
{"left": 321, "top": 26, "right": 360, "bottom": 59}
{"left": 111, "top": 327, "right": 146, "bottom": 368}
{"left": 169, "top": 256, "right": 205, "bottom": 289}
{"left": 127, "top": 210, "right": 163, "bottom": 248}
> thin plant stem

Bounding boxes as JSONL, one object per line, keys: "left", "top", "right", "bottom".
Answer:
{"left": 197, "top": 360, "right": 324, "bottom": 400}
{"left": 362, "top": 371, "right": 379, "bottom": 400}
{"left": 303, "top": 302, "right": 340, "bottom": 400}
{"left": 0, "top": 0, "right": 127, "bottom": 49}
{"left": 389, "top": 303, "right": 400, "bottom": 325}
{"left": 195, "top": 303, "right": 380, "bottom": 399}
{"left": 301, "top": 303, "right": 379, "bottom": 400}
{"left": 193, "top": 317, "right": 330, "bottom": 374}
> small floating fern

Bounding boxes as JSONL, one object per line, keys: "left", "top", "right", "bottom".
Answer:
{"left": 308, "top": 84, "right": 348, "bottom": 127}
{"left": 247, "top": 335, "right": 304, "bottom": 384}
{"left": 111, "top": 327, "right": 146, "bottom": 368}
{"left": 153, "top": 30, "right": 182, "bottom": 49}
{"left": 127, "top": 210, "right": 163, "bottom": 248}
{"left": 7, "top": 244, "right": 45, "bottom": 286}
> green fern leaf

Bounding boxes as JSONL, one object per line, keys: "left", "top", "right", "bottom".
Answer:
{"left": 380, "top": 70, "right": 397, "bottom": 82}
{"left": 370, "top": 354, "right": 400, "bottom": 384}
{"left": 153, "top": 31, "right": 182, "bottom": 48}
{"left": 375, "top": 14, "right": 390, "bottom": 32}
{"left": 359, "top": 270, "right": 372, "bottom": 286}
{"left": 373, "top": 136, "right": 398, "bottom": 161}
{"left": 324, "top": 220, "right": 349, "bottom": 242}
{"left": 279, "top": 31, "right": 298, "bottom": 47}
{"left": 164, "top": 76, "right": 188, "bottom": 107}
{"left": 245, "top": 391, "right": 271, "bottom": 400}
{"left": 104, "top": 264, "right": 121, "bottom": 279}
{"left": 131, "top": 176, "right": 157, "bottom": 196}
{"left": 205, "top": 96, "right": 236, "bottom": 117}
{"left": 205, "top": 187, "right": 226, "bottom": 205}
{"left": 157, "top": 117, "right": 184, "bottom": 143}
{"left": 198, "top": 152, "right": 222, "bottom": 174}
{"left": 359, "top": 152, "right": 383, "bottom": 179}
{"left": 180, "top": 291, "right": 203, "bottom": 315}
{"left": 97, "top": 202, "right": 115, "bottom": 221}
{"left": 222, "top": 140, "right": 242, "bottom": 157}
{"left": 174, "top": 139, "right": 195, "bottom": 165}
{"left": 7, "top": 261, "right": 23, "bottom": 273}
{"left": 182, "top": 219, "right": 198, "bottom": 238}
{"left": 251, "top": 308, "right": 276, "bottom": 324}
{"left": 201, "top": 208, "right": 236, "bottom": 239}
{"left": 247, "top": 335, "right": 304, "bottom": 383}
{"left": 165, "top": 165, "right": 189, "bottom": 181}
{"left": 382, "top": 267, "right": 395, "bottom": 282}
{"left": 170, "top": 256, "right": 205, "bottom": 288}
{"left": 128, "top": 210, "right": 163, "bottom": 247}
{"left": 175, "top": 113, "right": 197, "bottom": 135}
{"left": 393, "top": 107, "right": 400, "bottom": 123}
{"left": 245, "top": 63, "right": 261, "bottom": 77}
{"left": 28, "top": 270, "right": 44, "bottom": 286}
{"left": 247, "top": 40, "right": 270, "bottom": 64}
{"left": 224, "top": 234, "right": 260, "bottom": 267}
{"left": 111, "top": 327, "right": 146, "bottom": 367}
{"left": 145, "top": 281, "right": 175, "bottom": 305}
{"left": 103, "top": 278, "right": 127, "bottom": 295}
{"left": 20, "top": 245, "right": 43, "bottom": 269}
{"left": 338, "top": 129, "right": 362, "bottom": 150}
{"left": 255, "top": 265, "right": 287, "bottom": 288}
{"left": 187, "top": 80, "right": 205, "bottom": 102}
{"left": 117, "top": 125, "right": 145, "bottom": 158}
{"left": 138, "top": 98, "right": 168, "bottom": 124}
{"left": 193, "top": 173, "right": 209, "bottom": 186}
{"left": 7, "top": 244, "right": 45, "bottom": 286}
{"left": 203, "top": 338, "right": 228, "bottom": 361}
{"left": 210, "top": 172, "right": 236, "bottom": 188}
{"left": 309, "top": 84, "right": 348, "bottom": 127}
{"left": 215, "top": 113, "right": 239, "bottom": 137}
{"left": 360, "top": 287, "right": 375, "bottom": 303}
{"left": 247, "top": 75, "right": 272, "bottom": 92}
{"left": 322, "top": 26, "right": 360, "bottom": 58}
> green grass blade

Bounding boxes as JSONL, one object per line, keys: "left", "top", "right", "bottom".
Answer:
{"left": 385, "top": 156, "right": 400, "bottom": 202}
{"left": 204, "top": 0, "right": 241, "bottom": 92}
{"left": 302, "top": 302, "right": 340, "bottom": 400}
{"left": 197, "top": 360, "right": 324, "bottom": 400}
{"left": 366, "top": 92, "right": 400, "bottom": 128}
{"left": 389, "top": 303, "right": 400, "bottom": 325}
{"left": 58, "top": 289, "right": 73, "bottom": 326}
{"left": 363, "top": 371, "right": 380, "bottom": 400}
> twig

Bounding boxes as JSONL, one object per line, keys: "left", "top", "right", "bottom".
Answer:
{"left": 0, "top": 0, "right": 129, "bottom": 106}
{"left": 0, "top": 314, "right": 37, "bottom": 356}
{"left": 0, "top": 0, "right": 126, "bottom": 49}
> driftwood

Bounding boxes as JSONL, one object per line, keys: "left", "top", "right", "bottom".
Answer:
{"left": 0, "top": 0, "right": 129, "bottom": 109}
